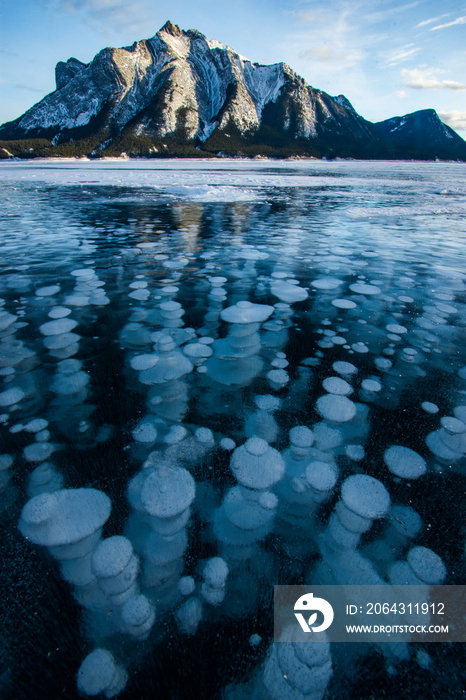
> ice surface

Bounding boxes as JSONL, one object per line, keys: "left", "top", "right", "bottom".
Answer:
{"left": 2, "top": 159, "right": 465, "bottom": 699}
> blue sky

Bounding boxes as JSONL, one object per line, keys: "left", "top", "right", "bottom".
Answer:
{"left": 1, "top": 0, "right": 465, "bottom": 135}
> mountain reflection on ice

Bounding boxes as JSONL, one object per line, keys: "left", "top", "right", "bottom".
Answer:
{"left": 0, "top": 160, "right": 465, "bottom": 700}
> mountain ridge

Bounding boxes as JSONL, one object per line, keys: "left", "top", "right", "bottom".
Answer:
{"left": 1, "top": 20, "right": 465, "bottom": 161}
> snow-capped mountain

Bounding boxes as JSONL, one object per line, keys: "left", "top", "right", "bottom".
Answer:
{"left": 373, "top": 109, "right": 465, "bottom": 160}
{"left": 1, "top": 21, "right": 465, "bottom": 160}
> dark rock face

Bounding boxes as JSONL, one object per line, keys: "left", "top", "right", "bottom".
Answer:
{"left": 55, "top": 58, "right": 88, "bottom": 91}
{"left": 1, "top": 21, "right": 465, "bottom": 160}
{"left": 373, "top": 109, "right": 466, "bottom": 161}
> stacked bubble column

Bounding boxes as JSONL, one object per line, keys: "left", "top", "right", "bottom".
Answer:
{"left": 136, "top": 333, "right": 193, "bottom": 423}
{"left": 18, "top": 488, "right": 111, "bottom": 611}
{"left": 275, "top": 426, "right": 338, "bottom": 560}
{"left": 203, "top": 302, "right": 274, "bottom": 421}
{"left": 258, "top": 625, "right": 333, "bottom": 700}
{"left": 125, "top": 459, "right": 195, "bottom": 608}
{"left": 213, "top": 437, "right": 284, "bottom": 616}
{"left": 90, "top": 535, "right": 155, "bottom": 641}
{"left": 314, "top": 474, "right": 391, "bottom": 586}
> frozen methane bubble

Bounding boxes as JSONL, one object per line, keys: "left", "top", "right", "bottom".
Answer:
{"left": 48, "top": 306, "right": 71, "bottom": 319}
{"left": 220, "top": 437, "right": 236, "bottom": 451}
{"left": 361, "top": 379, "right": 382, "bottom": 393}
{"left": 270, "top": 280, "right": 308, "bottom": 304}
{"left": 374, "top": 357, "right": 393, "bottom": 371}
{"left": 407, "top": 546, "right": 446, "bottom": 584}
{"left": 349, "top": 282, "right": 381, "bottom": 295}
{"left": 0, "top": 310, "right": 18, "bottom": 331}
{"left": 389, "top": 546, "right": 446, "bottom": 586}
{"left": 454, "top": 406, "right": 466, "bottom": 422}
{"left": 27, "top": 463, "right": 64, "bottom": 498}
{"left": 132, "top": 420, "right": 157, "bottom": 444}
{"left": 323, "top": 474, "right": 390, "bottom": 551}
{"left": 178, "top": 576, "right": 196, "bottom": 596}
{"left": 332, "top": 299, "right": 357, "bottom": 309}
{"left": 202, "top": 556, "right": 229, "bottom": 588}
{"left": 130, "top": 354, "right": 158, "bottom": 371}
{"left": 201, "top": 556, "right": 229, "bottom": 605}
{"left": 0, "top": 387, "right": 25, "bottom": 407}
{"left": 164, "top": 425, "right": 188, "bottom": 445}
{"left": 24, "top": 418, "right": 48, "bottom": 433}
{"left": 120, "top": 594, "right": 155, "bottom": 638}
{"left": 440, "top": 416, "right": 466, "bottom": 434}
{"left": 386, "top": 324, "right": 407, "bottom": 335}
{"left": 315, "top": 394, "right": 356, "bottom": 424}
{"left": 421, "top": 401, "right": 439, "bottom": 414}
{"left": 341, "top": 475, "right": 391, "bottom": 521}
{"left": 138, "top": 334, "right": 192, "bottom": 385}
{"left": 39, "top": 318, "right": 78, "bottom": 336}
{"left": 195, "top": 427, "right": 215, "bottom": 447}
{"left": 19, "top": 489, "right": 111, "bottom": 550}
{"left": 311, "top": 277, "right": 343, "bottom": 290}
{"left": 332, "top": 361, "right": 357, "bottom": 377}
{"left": 345, "top": 444, "right": 365, "bottom": 461}
{"left": 267, "top": 368, "right": 289, "bottom": 389}
{"left": 35, "top": 285, "right": 60, "bottom": 297}
{"left": 51, "top": 371, "right": 89, "bottom": 396}
{"left": 305, "top": 461, "right": 338, "bottom": 498}
{"left": 91, "top": 536, "right": 134, "bottom": 580}
{"left": 389, "top": 505, "right": 422, "bottom": 540}
{"left": 140, "top": 465, "right": 195, "bottom": 519}
{"left": 255, "top": 394, "right": 281, "bottom": 412}
{"left": 289, "top": 426, "right": 314, "bottom": 459}
{"left": 322, "top": 376, "right": 353, "bottom": 396}
{"left": 220, "top": 300, "right": 274, "bottom": 324}
{"left": 183, "top": 342, "right": 213, "bottom": 364}
{"left": 351, "top": 342, "right": 369, "bottom": 354}
{"left": 23, "top": 441, "right": 55, "bottom": 463}
{"left": 58, "top": 358, "right": 82, "bottom": 374}
{"left": 77, "top": 648, "right": 128, "bottom": 698}
{"left": 175, "top": 596, "right": 203, "bottom": 635}
{"left": 384, "top": 446, "right": 427, "bottom": 479}
{"left": 261, "top": 624, "right": 332, "bottom": 700}
{"left": 230, "top": 437, "right": 285, "bottom": 490}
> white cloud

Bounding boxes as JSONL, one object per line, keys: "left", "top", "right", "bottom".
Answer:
{"left": 431, "top": 15, "right": 466, "bottom": 31}
{"left": 402, "top": 67, "right": 466, "bottom": 90}
{"left": 364, "top": 1, "right": 420, "bottom": 25}
{"left": 415, "top": 14, "right": 450, "bottom": 28}
{"left": 300, "top": 45, "right": 364, "bottom": 63}
{"left": 442, "top": 113, "right": 466, "bottom": 133}
{"left": 384, "top": 44, "right": 420, "bottom": 65}
{"left": 438, "top": 110, "right": 466, "bottom": 134}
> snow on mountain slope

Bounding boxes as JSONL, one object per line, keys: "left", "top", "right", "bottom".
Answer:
{"left": 1, "top": 21, "right": 465, "bottom": 160}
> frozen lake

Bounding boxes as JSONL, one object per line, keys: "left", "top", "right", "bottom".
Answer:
{"left": 0, "top": 159, "right": 465, "bottom": 699}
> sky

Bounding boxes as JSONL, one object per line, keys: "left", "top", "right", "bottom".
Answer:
{"left": 0, "top": 0, "right": 465, "bottom": 136}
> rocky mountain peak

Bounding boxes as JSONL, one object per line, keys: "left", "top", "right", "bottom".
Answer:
{"left": 55, "top": 57, "right": 87, "bottom": 91}
{"left": 158, "top": 20, "right": 184, "bottom": 38}
{"left": 1, "top": 21, "right": 465, "bottom": 161}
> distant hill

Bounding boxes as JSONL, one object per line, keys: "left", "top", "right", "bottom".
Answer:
{"left": 1, "top": 21, "right": 465, "bottom": 161}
